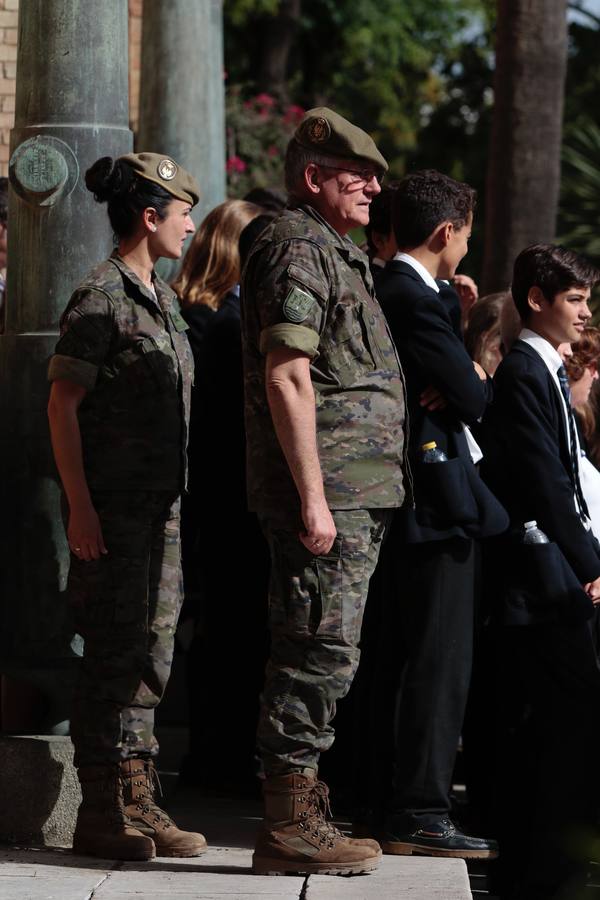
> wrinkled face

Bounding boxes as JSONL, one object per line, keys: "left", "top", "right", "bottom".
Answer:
{"left": 312, "top": 162, "right": 382, "bottom": 235}
{"left": 438, "top": 213, "right": 472, "bottom": 280}
{"left": 532, "top": 285, "right": 592, "bottom": 347}
{"left": 570, "top": 364, "right": 598, "bottom": 408}
{"left": 152, "top": 199, "right": 195, "bottom": 259}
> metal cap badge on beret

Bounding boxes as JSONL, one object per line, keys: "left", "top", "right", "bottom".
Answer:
{"left": 118, "top": 152, "right": 200, "bottom": 206}
{"left": 293, "top": 107, "right": 388, "bottom": 173}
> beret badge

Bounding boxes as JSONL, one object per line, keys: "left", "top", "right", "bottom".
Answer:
{"left": 308, "top": 117, "right": 331, "bottom": 143}
{"left": 157, "top": 158, "right": 177, "bottom": 181}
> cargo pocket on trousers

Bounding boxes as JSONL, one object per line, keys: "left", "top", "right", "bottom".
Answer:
{"left": 314, "top": 513, "right": 374, "bottom": 644}
{"left": 67, "top": 557, "right": 111, "bottom": 637}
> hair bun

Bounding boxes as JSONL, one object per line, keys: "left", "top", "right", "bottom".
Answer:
{"left": 85, "top": 157, "right": 135, "bottom": 203}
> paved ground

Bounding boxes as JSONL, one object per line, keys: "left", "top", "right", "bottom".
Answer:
{"left": 0, "top": 847, "right": 473, "bottom": 900}
{"left": 0, "top": 792, "right": 474, "bottom": 900}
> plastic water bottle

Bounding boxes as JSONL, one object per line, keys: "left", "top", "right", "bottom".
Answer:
{"left": 522, "top": 520, "right": 549, "bottom": 544}
{"left": 421, "top": 441, "right": 448, "bottom": 463}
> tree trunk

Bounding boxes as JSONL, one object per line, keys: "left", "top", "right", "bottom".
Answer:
{"left": 257, "top": 0, "right": 301, "bottom": 101}
{"left": 482, "top": 0, "right": 568, "bottom": 293}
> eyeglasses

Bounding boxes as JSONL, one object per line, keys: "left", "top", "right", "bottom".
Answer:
{"left": 318, "top": 164, "right": 385, "bottom": 186}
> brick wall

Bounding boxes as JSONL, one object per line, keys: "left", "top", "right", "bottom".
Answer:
{"left": 128, "top": 0, "right": 143, "bottom": 135}
{"left": 0, "top": 0, "right": 18, "bottom": 176}
{"left": 0, "top": 0, "right": 143, "bottom": 175}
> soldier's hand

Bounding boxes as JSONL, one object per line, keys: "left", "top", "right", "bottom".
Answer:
{"left": 300, "top": 498, "right": 337, "bottom": 555}
{"left": 68, "top": 502, "right": 108, "bottom": 562}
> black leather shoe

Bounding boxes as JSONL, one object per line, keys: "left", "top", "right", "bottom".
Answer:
{"left": 380, "top": 817, "right": 499, "bottom": 859}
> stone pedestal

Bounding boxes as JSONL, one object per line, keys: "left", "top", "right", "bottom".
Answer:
{"left": 0, "top": 736, "right": 80, "bottom": 847}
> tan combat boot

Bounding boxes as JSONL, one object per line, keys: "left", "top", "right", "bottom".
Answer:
{"left": 121, "top": 758, "right": 207, "bottom": 857}
{"left": 73, "top": 765, "right": 156, "bottom": 860}
{"left": 252, "top": 772, "right": 382, "bottom": 875}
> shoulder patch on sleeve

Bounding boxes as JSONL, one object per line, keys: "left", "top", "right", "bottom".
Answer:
{"left": 282, "top": 286, "right": 317, "bottom": 324}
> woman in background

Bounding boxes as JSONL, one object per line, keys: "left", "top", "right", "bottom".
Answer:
{"left": 173, "top": 199, "right": 261, "bottom": 359}
{"left": 173, "top": 200, "right": 271, "bottom": 792}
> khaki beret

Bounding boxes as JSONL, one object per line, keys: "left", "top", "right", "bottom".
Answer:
{"left": 119, "top": 152, "right": 200, "bottom": 206}
{"left": 293, "top": 107, "right": 388, "bottom": 173}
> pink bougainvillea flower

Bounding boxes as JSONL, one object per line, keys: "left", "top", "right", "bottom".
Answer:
{"left": 254, "top": 92, "right": 275, "bottom": 108}
{"left": 283, "top": 104, "right": 305, "bottom": 124}
{"left": 226, "top": 155, "right": 247, "bottom": 174}
{"left": 267, "top": 145, "right": 279, "bottom": 158}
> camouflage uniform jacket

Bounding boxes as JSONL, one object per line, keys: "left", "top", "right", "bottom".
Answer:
{"left": 48, "top": 252, "right": 193, "bottom": 492}
{"left": 241, "top": 204, "right": 409, "bottom": 516}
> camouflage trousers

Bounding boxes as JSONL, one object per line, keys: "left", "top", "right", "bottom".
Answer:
{"left": 67, "top": 491, "right": 183, "bottom": 768}
{"left": 258, "top": 508, "right": 391, "bottom": 776}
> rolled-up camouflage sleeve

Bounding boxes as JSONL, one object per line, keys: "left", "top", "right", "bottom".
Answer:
{"left": 47, "top": 289, "right": 114, "bottom": 391}
{"left": 253, "top": 239, "right": 329, "bottom": 359}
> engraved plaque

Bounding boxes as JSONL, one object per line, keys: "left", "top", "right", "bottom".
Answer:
{"left": 14, "top": 144, "right": 68, "bottom": 195}
{"left": 9, "top": 136, "right": 79, "bottom": 207}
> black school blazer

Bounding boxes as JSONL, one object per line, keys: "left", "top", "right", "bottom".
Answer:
{"left": 376, "top": 259, "right": 507, "bottom": 543}
{"left": 480, "top": 340, "right": 597, "bottom": 624}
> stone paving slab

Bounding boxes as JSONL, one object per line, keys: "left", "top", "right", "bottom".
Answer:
{"left": 0, "top": 850, "right": 111, "bottom": 900}
{"left": 305, "top": 854, "right": 471, "bottom": 899}
{"left": 0, "top": 846, "right": 472, "bottom": 899}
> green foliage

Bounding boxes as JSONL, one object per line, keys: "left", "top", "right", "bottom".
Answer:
{"left": 226, "top": 0, "right": 280, "bottom": 27}
{"left": 224, "top": 0, "right": 492, "bottom": 176}
{"left": 558, "top": 122, "right": 600, "bottom": 264}
{"left": 557, "top": 118, "right": 600, "bottom": 320}
{"left": 222, "top": 0, "right": 600, "bottom": 288}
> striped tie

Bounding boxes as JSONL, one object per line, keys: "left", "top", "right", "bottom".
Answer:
{"left": 557, "top": 365, "right": 589, "bottom": 521}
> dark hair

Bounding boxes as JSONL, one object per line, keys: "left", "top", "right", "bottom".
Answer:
{"left": 243, "top": 187, "right": 286, "bottom": 213}
{"left": 392, "top": 169, "right": 476, "bottom": 250}
{"left": 364, "top": 181, "right": 400, "bottom": 257}
{"left": 85, "top": 156, "right": 173, "bottom": 239}
{"left": 239, "top": 212, "right": 276, "bottom": 270}
{"left": 511, "top": 243, "right": 600, "bottom": 320}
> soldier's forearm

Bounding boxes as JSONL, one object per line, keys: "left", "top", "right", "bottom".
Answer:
{"left": 266, "top": 352, "right": 326, "bottom": 508}
{"left": 48, "top": 389, "right": 94, "bottom": 513}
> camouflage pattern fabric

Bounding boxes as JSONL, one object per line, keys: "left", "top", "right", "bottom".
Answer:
{"left": 48, "top": 252, "right": 194, "bottom": 492}
{"left": 258, "top": 509, "right": 391, "bottom": 775}
{"left": 68, "top": 492, "right": 183, "bottom": 767}
{"left": 241, "top": 204, "right": 409, "bottom": 519}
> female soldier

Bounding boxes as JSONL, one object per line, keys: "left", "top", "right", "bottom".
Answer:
{"left": 47, "top": 152, "right": 205, "bottom": 861}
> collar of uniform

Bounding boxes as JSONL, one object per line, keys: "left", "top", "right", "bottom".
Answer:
{"left": 518, "top": 327, "right": 563, "bottom": 376}
{"left": 297, "top": 204, "right": 360, "bottom": 253}
{"left": 393, "top": 251, "right": 440, "bottom": 293}
{"left": 110, "top": 251, "right": 175, "bottom": 314}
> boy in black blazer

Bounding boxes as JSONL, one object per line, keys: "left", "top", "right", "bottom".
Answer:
{"left": 481, "top": 244, "right": 600, "bottom": 900}
{"left": 363, "top": 170, "right": 505, "bottom": 859}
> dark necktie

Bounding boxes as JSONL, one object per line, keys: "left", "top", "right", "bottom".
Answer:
{"left": 557, "top": 365, "right": 589, "bottom": 521}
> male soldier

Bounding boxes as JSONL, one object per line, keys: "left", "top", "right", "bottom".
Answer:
{"left": 241, "top": 108, "right": 408, "bottom": 876}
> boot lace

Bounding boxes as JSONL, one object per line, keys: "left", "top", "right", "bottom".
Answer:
{"left": 133, "top": 763, "right": 174, "bottom": 830}
{"left": 297, "top": 781, "right": 344, "bottom": 849}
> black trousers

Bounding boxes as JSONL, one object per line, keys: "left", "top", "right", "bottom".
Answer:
{"left": 491, "top": 619, "right": 600, "bottom": 900}
{"left": 366, "top": 534, "right": 475, "bottom": 827}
